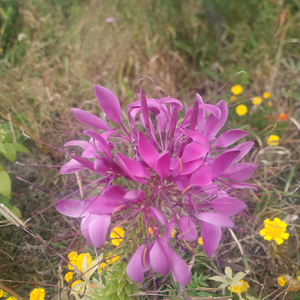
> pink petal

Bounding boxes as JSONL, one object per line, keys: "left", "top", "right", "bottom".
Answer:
{"left": 195, "top": 212, "right": 234, "bottom": 227}
{"left": 220, "top": 163, "right": 257, "bottom": 181}
{"left": 89, "top": 214, "right": 111, "bottom": 248}
{"left": 200, "top": 221, "right": 222, "bottom": 257}
{"left": 56, "top": 199, "right": 88, "bottom": 217}
{"left": 124, "top": 190, "right": 145, "bottom": 202}
{"left": 179, "top": 216, "right": 198, "bottom": 241}
{"left": 60, "top": 159, "right": 88, "bottom": 174}
{"left": 180, "top": 159, "right": 203, "bottom": 175}
{"left": 210, "top": 150, "right": 240, "bottom": 178}
{"left": 81, "top": 215, "right": 92, "bottom": 243}
{"left": 64, "top": 140, "right": 89, "bottom": 149}
{"left": 94, "top": 158, "right": 110, "bottom": 175}
{"left": 115, "top": 153, "right": 150, "bottom": 182}
{"left": 126, "top": 244, "right": 150, "bottom": 282}
{"left": 148, "top": 206, "right": 167, "bottom": 226}
{"left": 163, "top": 219, "right": 176, "bottom": 242}
{"left": 94, "top": 85, "right": 122, "bottom": 124}
{"left": 199, "top": 103, "right": 221, "bottom": 119}
{"left": 203, "top": 100, "right": 228, "bottom": 141}
{"left": 160, "top": 96, "right": 183, "bottom": 111}
{"left": 82, "top": 145, "right": 99, "bottom": 158}
{"left": 211, "top": 197, "right": 247, "bottom": 216}
{"left": 180, "top": 128, "right": 209, "bottom": 148}
{"left": 232, "top": 141, "right": 255, "bottom": 163}
{"left": 138, "top": 132, "right": 159, "bottom": 169}
{"left": 140, "top": 89, "right": 150, "bottom": 130}
{"left": 84, "top": 196, "right": 123, "bottom": 215}
{"left": 181, "top": 143, "right": 207, "bottom": 162}
{"left": 212, "top": 130, "right": 248, "bottom": 148}
{"left": 102, "top": 185, "right": 127, "bottom": 199}
{"left": 170, "top": 248, "right": 191, "bottom": 286}
{"left": 83, "top": 130, "right": 110, "bottom": 156}
{"left": 155, "top": 151, "right": 171, "bottom": 179}
{"left": 188, "top": 165, "right": 212, "bottom": 186}
{"left": 150, "top": 239, "right": 171, "bottom": 276}
{"left": 190, "top": 97, "right": 199, "bottom": 130}
{"left": 71, "top": 155, "right": 95, "bottom": 171}
{"left": 70, "top": 108, "right": 110, "bottom": 130}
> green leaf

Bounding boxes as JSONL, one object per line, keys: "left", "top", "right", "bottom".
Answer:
{"left": 119, "top": 291, "right": 125, "bottom": 300}
{"left": 232, "top": 271, "right": 247, "bottom": 282}
{"left": 106, "top": 283, "right": 119, "bottom": 296}
{"left": 12, "top": 143, "right": 30, "bottom": 153}
{"left": 225, "top": 266, "right": 232, "bottom": 279}
{"left": 0, "top": 143, "right": 6, "bottom": 154}
{"left": 117, "top": 279, "right": 126, "bottom": 295}
{"left": 0, "top": 164, "right": 4, "bottom": 171}
{"left": 10, "top": 206, "right": 22, "bottom": 218}
{"left": 3, "top": 143, "right": 16, "bottom": 161}
{"left": 4, "top": 133, "right": 13, "bottom": 143}
{"left": 0, "top": 170, "right": 11, "bottom": 198}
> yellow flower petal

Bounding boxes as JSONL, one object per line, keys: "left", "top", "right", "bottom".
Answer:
{"left": 264, "top": 235, "right": 273, "bottom": 241}
{"left": 0, "top": 289, "right": 3, "bottom": 297}
{"left": 231, "top": 85, "right": 243, "bottom": 96}
{"left": 110, "top": 227, "right": 125, "bottom": 246}
{"left": 278, "top": 276, "right": 287, "bottom": 286}
{"left": 236, "top": 104, "right": 248, "bottom": 116}
{"left": 259, "top": 229, "right": 266, "bottom": 236}
{"left": 263, "top": 92, "right": 271, "bottom": 99}
{"left": 65, "top": 272, "right": 73, "bottom": 283}
{"left": 252, "top": 96, "right": 262, "bottom": 105}
{"left": 282, "top": 232, "right": 290, "bottom": 239}
{"left": 275, "top": 238, "right": 284, "bottom": 245}
{"left": 30, "top": 288, "right": 45, "bottom": 300}
{"left": 267, "top": 135, "right": 280, "bottom": 146}
{"left": 198, "top": 237, "right": 203, "bottom": 245}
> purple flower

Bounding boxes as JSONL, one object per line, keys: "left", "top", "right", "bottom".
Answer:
{"left": 105, "top": 17, "right": 115, "bottom": 23}
{"left": 56, "top": 84, "right": 257, "bottom": 285}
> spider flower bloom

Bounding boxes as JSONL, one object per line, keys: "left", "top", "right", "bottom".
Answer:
{"left": 56, "top": 84, "right": 257, "bottom": 285}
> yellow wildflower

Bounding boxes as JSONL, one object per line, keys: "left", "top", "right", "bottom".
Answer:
{"left": 148, "top": 227, "right": 154, "bottom": 235}
{"left": 231, "top": 85, "right": 243, "bottom": 96}
{"left": 252, "top": 96, "right": 262, "bottom": 105}
{"left": 110, "top": 227, "right": 125, "bottom": 246}
{"left": 198, "top": 237, "right": 203, "bottom": 245}
{"left": 0, "top": 290, "right": 3, "bottom": 297}
{"left": 171, "top": 229, "right": 176, "bottom": 238}
{"left": 30, "top": 288, "right": 45, "bottom": 300}
{"left": 267, "top": 101, "right": 273, "bottom": 107}
{"left": 236, "top": 104, "right": 248, "bottom": 116}
{"left": 298, "top": 276, "right": 300, "bottom": 283}
{"left": 278, "top": 276, "right": 287, "bottom": 286}
{"left": 68, "top": 251, "right": 78, "bottom": 261}
{"left": 259, "top": 217, "right": 289, "bottom": 245}
{"left": 71, "top": 280, "right": 83, "bottom": 292}
{"left": 65, "top": 272, "right": 73, "bottom": 283}
{"left": 68, "top": 251, "right": 78, "bottom": 270}
{"left": 263, "top": 92, "right": 271, "bottom": 99}
{"left": 229, "top": 280, "right": 249, "bottom": 294}
{"left": 267, "top": 135, "right": 280, "bottom": 146}
{"left": 107, "top": 252, "right": 120, "bottom": 264}
{"left": 230, "top": 95, "right": 237, "bottom": 102}
{"left": 6, "top": 298, "right": 17, "bottom": 300}
{"left": 76, "top": 253, "right": 92, "bottom": 272}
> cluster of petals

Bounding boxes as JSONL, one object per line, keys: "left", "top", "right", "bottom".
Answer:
{"left": 56, "top": 84, "right": 257, "bottom": 286}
